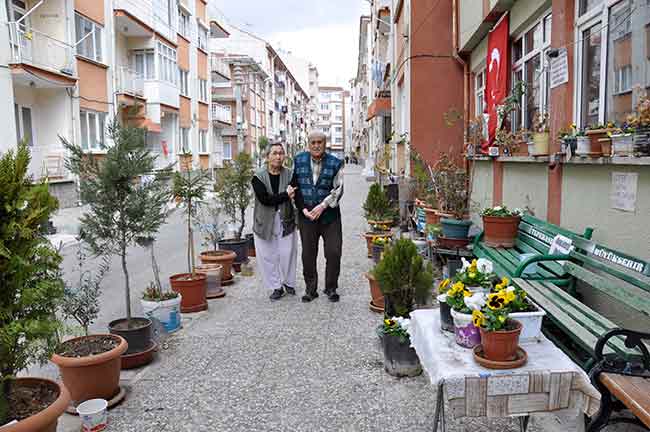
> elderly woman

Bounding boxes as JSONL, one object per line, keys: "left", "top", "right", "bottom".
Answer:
{"left": 251, "top": 142, "right": 298, "bottom": 301}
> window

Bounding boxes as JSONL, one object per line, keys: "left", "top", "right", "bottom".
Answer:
{"left": 336, "top": 115, "right": 343, "bottom": 121}
{"left": 222, "top": 140, "right": 232, "bottom": 160}
{"left": 335, "top": 138, "right": 343, "bottom": 144}
{"left": 178, "top": 9, "right": 190, "bottom": 38}
{"left": 580, "top": 0, "right": 604, "bottom": 16}
{"left": 199, "top": 130, "right": 208, "bottom": 153}
{"left": 75, "top": 13, "right": 103, "bottom": 62}
{"left": 179, "top": 128, "right": 190, "bottom": 153}
{"left": 474, "top": 69, "right": 486, "bottom": 117}
{"left": 157, "top": 41, "right": 177, "bottom": 84}
{"left": 198, "top": 22, "right": 208, "bottom": 50}
{"left": 133, "top": 49, "right": 155, "bottom": 79}
{"left": 14, "top": 104, "right": 33, "bottom": 147}
{"left": 179, "top": 68, "right": 189, "bottom": 96}
{"left": 198, "top": 79, "right": 208, "bottom": 101}
{"left": 335, "top": 126, "right": 342, "bottom": 132}
{"left": 320, "top": 103, "right": 328, "bottom": 110}
{"left": 511, "top": 12, "right": 552, "bottom": 130}
{"left": 80, "top": 110, "right": 106, "bottom": 151}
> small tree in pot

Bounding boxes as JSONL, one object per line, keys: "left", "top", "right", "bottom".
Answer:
{"left": 171, "top": 168, "right": 211, "bottom": 312}
{"left": 196, "top": 202, "right": 229, "bottom": 294}
{"left": 0, "top": 143, "right": 70, "bottom": 431}
{"left": 62, "top": 120, "right": 171, "bottom": 361}
{"left": 432, "top": 155, "right": 472, "bottom": 242}
{"left": 214, "top": 152, "right": 254, "bottom": 266}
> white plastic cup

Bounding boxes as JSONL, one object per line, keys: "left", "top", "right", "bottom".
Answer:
{"left": 76, "top": 398, "right": 108, "bottom": 432}
{"left": 519, "top": 253, "right": 539, "bottom": 275}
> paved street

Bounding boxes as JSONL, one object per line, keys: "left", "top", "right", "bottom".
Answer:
{"left": 50, "top": 165, "right": 593, "bottom": 431}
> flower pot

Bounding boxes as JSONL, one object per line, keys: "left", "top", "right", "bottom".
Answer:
{"left": 634, "top": 127, "right": 650, "bottom": 156}
{"left": 481, "top": 215, "right": 521, "bottom": 248}
{"left": 600, "top": 137, "right": 612, "bottom": 157}
{"left": 51, "top": 334, "right": 127, "bottom": 406}
{"left": 479, "top": 320, "right": 523, "bottom": 362}
{"left": 141, "top": 295, "right": 182, "bottom": 333}
{"left": 382, "top": 333, "right": 422, "bottom": 377}
{"left": 365, "top": 272, "right": 384, "bottom": 311}
{"left": 1, "top": 378, "right": 70, "bottom": 432}
{"left": 194, "top": 264, "right": 224, "bottom": 298}
{"left": 245, "top": 233, "right": 256, "bottom": 257}
{"left": 108, "top": 317, "right": 152, "bottom": 355}
{"left": 531, "top": 132, "right": 549, "bottom": 156}
{"left": 586, "top": 129, "right": 606, "bottom": 156}
{"left": 560, "top": 137, "right": 575, "bottom": 155}
{"left": 451, "top": 309, "right": 481, "bottom": 349}
{"left": 371, "top": 243, "right": 385, "bottom": 264}
{"left": 437, "top": 298, "right": 454, "bottom": 332}
{"left": 200, "top": 250, "right": 236, "bottom": 283}
{"left": 169, "top": 273, "right": 208, "bottom": 313}
{"left": 611, "top": 134, "right": 634, "bottom": 156}
{"left": 76, "top": 399, "right": 108, "bottom": 432}
{"left": 367, "top": 219, "right": 395, "bottom": 227}
{"left": 423, "top": 207, "right": 440, "bottom": 226}
{"left": 218, "top": 238, "right": 249, "bottom": 264}
{"left": 509, "top": 300, "right": 546, "bottom": 341}
{"left": 179, "top": 154, "right": 192, "bottom": 172}
{"left": 512, "top": 142, "right": 529, "bottom": 156}
{"left": 440, "top": 218, "right": 472, "bottom": 240}
{"left": 363, "top": 232, "right": 391, "bottom": 258}
{"left": 576, "top": 136, "right": 591, "bottom": 155}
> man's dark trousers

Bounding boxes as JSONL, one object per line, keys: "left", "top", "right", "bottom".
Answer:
{"left": 298, "top": 216, "right": 342, "bottom": 296}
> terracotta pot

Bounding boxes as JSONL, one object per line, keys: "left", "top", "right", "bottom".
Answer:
{"left": 586, "top": 129, "right": 607, "bottom": 156}
{"left": 599, "top": 137, "right": 612, "bottom": 157}
{"left": 365, "top": 272, "right": 384, "bottom": 310}
{"left": 51, "top": 335, "right": 127, "bottom": 406}
{"left": 2, "top": 378, "right": 70, "bottom": 432}
{"left": 200, "top": 250, "right": 236, "bottom": 281}
{"left": 480, "top": 320, "right": 523, "bottom": 362}
{"left": 512, "top": 141, "right": 529, "bottom": 156}
{"left": 169, "top": 273, "right": 208, "bottom": 313}
{"left": 363, "top": 232, "right": 391, "bottom": 258}
{"left": 482, "top": 215, "right": 521, "bottom": 248}
{"left": 423, "top": 207, "right": 440, "bottom": 225}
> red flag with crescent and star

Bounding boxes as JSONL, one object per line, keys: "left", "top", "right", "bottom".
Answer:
{"left": 483, "top": 13, "right": 509, "bottom": 154}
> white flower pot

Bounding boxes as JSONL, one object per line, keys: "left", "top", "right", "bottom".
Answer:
{"left": 509, "top": 300, "right": 546, "bottom": 341}
{"left": 141, "top": 295, "right": 182, "bottom": 333}
{"left": 576, "top": 136, "right": 591, "bottom": 155}
{"left": 611, "top": 134, "right": 634, "bottom": 156}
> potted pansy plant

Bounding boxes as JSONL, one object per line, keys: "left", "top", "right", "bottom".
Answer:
{"left": 472, "top": 289, "right": 523, "bottom": 362}
{"left": 455, "top": 258, "right": 496, "bottom": 292}
{"left": 491, "top": 277, "right": 546, "bottom": 341}
{"left": 480, "top": 205, "right": 524, "bottom": 248}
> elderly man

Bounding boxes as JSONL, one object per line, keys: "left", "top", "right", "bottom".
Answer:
{"left": 287, "top": 131, "right": 344, "bottom": 303}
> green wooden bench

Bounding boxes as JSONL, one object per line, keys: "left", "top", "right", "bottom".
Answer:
{"left": 512, "top": 235, "right": 650, "bottom": 370}
{"left": 473, "top": 214, "right": 594, "bottom": 287}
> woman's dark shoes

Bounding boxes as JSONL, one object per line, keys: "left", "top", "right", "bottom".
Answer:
{"left": 269, "top": 288, "right": 285, "bottom": 301}
{"left": 283, "top": 284, "right": 296, "bottom": 295}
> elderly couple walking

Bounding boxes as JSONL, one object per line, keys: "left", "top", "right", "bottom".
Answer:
{"left": 250, "top": 131, "right": 344, "bottom": 303}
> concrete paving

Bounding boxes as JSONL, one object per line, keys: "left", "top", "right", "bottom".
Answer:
{"left": 51, "top": 165, "right": 636, "bottom": 431}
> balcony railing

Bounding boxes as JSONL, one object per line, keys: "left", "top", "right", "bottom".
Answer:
{"left": 211, "top": 57, "right": 231, "bottom": 79}
{"left": 212, "top": 103, "right": 232, "bottom": 124}
{"left": 7, "top": 22, "right": 74, "bottom": 75}
{"left": 115, "top": 67, "right": 144, "bottom": 96}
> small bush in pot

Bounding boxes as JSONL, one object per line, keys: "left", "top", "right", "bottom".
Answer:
{"left": 480, "top": 205, "right": 523, "bottom": 248}
{"left": 197, "top": 202, "right": 236, "bottom": 285}
{"left": 363, "top": 183, "right": 397, "bottom": 225}
{"left": 431, "top": 155, "right": 472, "bottom": 239}
{"left": 0, "top": 143, "right": 69, "bottom": 430}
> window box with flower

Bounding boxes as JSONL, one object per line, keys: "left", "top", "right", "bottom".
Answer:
{"left": 609, "top": 124, "right": 635, "bottom": 157}
{"left": 480, "top": 206, "right": 524, "bottom": 248}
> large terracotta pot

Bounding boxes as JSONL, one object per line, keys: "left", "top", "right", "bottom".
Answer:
{"left": 200, "top": 250, "right": 236, "bottom": 283}
{"left": 2, "top": 378, "right": 70, "bottom": 432}
{"left": 169, "top": 273, "right": 208, "bottom": 313}
{"left": 423, "top": 207, "right": 440, "bottom": 226}
{"left": 586, "top": 129, "right": 607, "bottom": 156}
{"left": 51, "top": 335, "right": 127, "bottom": 406}
{"left": 365, "top": 272, "right": 384, "bottom": 311}
{"left": 480, "top": 320, "right": 523, "bottom": 362}
{"left": 482, "top": 215, "right": 521, "bottom": 248}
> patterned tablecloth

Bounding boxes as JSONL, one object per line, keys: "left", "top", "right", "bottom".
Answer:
{"left": 409, "top": 309, "right": 601, "bottom": 420}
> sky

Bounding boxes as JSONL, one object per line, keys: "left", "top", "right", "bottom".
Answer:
{"left": 210, "top": 0, "right": 369, "bottom": 88}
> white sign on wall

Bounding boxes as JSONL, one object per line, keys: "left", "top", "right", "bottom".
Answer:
{"left": 610, "top": 172, "right": 638, "bottom": 212}
{"left": 549, "top": 48, "right": 569, "bottom": 89}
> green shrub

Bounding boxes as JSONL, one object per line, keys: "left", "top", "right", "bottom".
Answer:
{"left": 363, "top": 183, "right": 395, "bottom": 222}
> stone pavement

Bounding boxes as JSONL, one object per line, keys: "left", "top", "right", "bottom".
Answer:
{"left": 56, "top": 165, "right": 620, "bottom": 432}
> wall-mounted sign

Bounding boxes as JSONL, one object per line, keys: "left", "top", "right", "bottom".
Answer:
{"left": 610, "top": 172, "right": 638, "bottom": 212}
{"left": 549, "top": 48, "right": 569, "bottom": 89}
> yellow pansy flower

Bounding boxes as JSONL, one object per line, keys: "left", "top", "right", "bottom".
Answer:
{"left": 501, "top": 276, "right": 510, "bottom": 286}
{"left": 438, "top": 278, "right": 451, "bottom": 292}
{"left": 463, "top": 290, "right": 473, "bottom": 298}
{"left": 487, "top": 293, "right": 505, "bottom": 310}
{"left": 472, "top": 310, "right": 485, "bottom": 327}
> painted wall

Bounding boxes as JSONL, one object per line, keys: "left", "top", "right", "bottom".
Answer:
{"left": 197, "top": 50, "right": 208, "bottom": 80}
{"left": 470, "top": 160, "right": 494, "bottom": 227}
{"left": 510, "top": 0, "right": 551, "bottom": 35}
{"left": 0, "top": 3, "right": 17, "bottom": 155}
{"left": 561, "top": 165, "right": 650, "bottom": 261}
{"left": 178, "top": 36, "right": 190, "bottom": 71}
{"left": 75, "top": 0, "right": 105, "bottom": 25}
{"left": 459, "top": 0, "right": 484, "bottom": 49}
{"left": 502, "top": 163, "right": 548, "bottom": 221}
{"left": 179, "top": 95, "right": 191, "bottom": 128}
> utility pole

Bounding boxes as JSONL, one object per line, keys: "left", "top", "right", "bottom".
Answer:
{"left": 233, "top": 64, "right": 245, "bottom": 154}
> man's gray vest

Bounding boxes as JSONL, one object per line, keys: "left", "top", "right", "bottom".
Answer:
{"left": 252, "top": 167, "right": 296, "bottom": 241}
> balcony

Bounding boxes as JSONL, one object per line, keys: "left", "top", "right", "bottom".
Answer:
{"left": 211, "top": 57, "right": 231, "bottom": 79}
{"left": 7, "top": 22, "right": 76, "bottom": 86}
{"left": 115, "top": 67, "right": 144, "bottom": 96}
{"left": 212, "top": 103, "right": 232, "bottom": 124}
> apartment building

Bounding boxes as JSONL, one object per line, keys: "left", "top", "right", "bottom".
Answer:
{"left": 352, "top": 15, "right": 371, "bottom": 166}
{"left": 317, "top": 86, "right": 348, "bottom": 159}
{"left": 308, "top": 64, "right": 320, "bottom": 130}
{"left": 1, "top": 0, "right": 218, "bottom": 208}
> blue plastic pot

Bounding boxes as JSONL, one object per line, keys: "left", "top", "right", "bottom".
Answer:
{"left": 440, "top": 218, "right": 472, "bottom": 239}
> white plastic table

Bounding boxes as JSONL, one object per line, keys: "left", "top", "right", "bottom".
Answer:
{"left": 409, "top": 309, "right": 601, "bottom": 432}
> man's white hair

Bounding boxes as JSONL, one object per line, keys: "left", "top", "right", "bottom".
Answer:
{"left": 308, "top": 131, "right": 327, "bottom": 143}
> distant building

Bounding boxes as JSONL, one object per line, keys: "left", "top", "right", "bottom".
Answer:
{"left": 317, "top": 86, "right": 348, "bottom": 159}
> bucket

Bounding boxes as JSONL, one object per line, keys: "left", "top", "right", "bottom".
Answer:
{"left": 77, "top": 398, "right": 108, "bottom": 432}
{"left": 141, "top": 295, "right": 182, "bottom": 333}
{"left": 195, "top": 264, "right": 223, "bottom": 296}
{"left": 519, "top": 253, "right": 539, "bottom": 276}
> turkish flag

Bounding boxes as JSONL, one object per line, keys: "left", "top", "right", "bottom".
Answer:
{"left": 483, "top": 13, "right": 509, "bottom": 153}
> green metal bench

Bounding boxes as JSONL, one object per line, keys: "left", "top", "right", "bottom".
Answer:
{"left": 473, "top": 214, "right": 594, "bottom": 287}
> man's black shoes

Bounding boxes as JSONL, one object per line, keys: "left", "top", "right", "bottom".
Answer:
{"left": 301, "top": 292, "right": 319, "bottom": 303}
{"left": 269, "top": 288, "right": 285, "bottom": 301}
{"left": 327, "top": 293, "right": 340, "bottom": 303}
{"left": 283, "top": 285, "right": 296, "bottom": 295}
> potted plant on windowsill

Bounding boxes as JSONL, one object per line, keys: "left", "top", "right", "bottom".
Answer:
{"left": 575, "top": 127, "right": 590, "bottom": 156}
{"left": 609, "top": 124, "right": 635, "bottom": 157}
{"left": 431, "top": 155, "right": 472, "bottom": 242}
{"left": 215, "top": 152, "right": 255, "bottom": 270}
{"left": 52, "top": 243, "right": 128, "bottom": 408}
{"left": 171, "top": 168, "right": 211, "bottom": 313}
{"left": 374, "top": 239, "right": 433, "bottom": 377}
{"left": 1, "top": 143, "right": 70, "bottom": 432}
{"left": 63, "top": 120, "right": 171, "bottom": 369}
{"left": 480, "top": 205, "right": 523, "bottom": 248}
{"left": 630, "top": 96, "right": 650, "bottom": 156}
{"left": 531, "top": 112, "right": 550, "bottom": 156}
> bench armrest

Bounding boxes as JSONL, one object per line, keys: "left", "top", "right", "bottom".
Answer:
{"left": 513, "top": 254, "right": 571, "bottom": 278}
{"left": 593, "top": 328, "right": 650, "bottom": 376}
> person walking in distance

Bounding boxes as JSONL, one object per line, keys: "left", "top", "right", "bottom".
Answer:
{"left": 251, "top": 142, "right": 298, "bottom": 301}
{"left": 287, "top": 131, "right": 344, "bottom": 303}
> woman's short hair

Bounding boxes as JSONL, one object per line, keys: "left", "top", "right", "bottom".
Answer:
{"left": 265, "top": 141, "right": 285, "bottom": 158}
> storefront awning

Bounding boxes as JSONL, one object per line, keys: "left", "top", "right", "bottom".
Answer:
{"left": 367, "top": 97, "right": 391, "bottom": 121}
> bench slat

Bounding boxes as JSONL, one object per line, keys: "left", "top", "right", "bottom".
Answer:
{"left": 570, "top": 250, "right": 650, "bottom": 295}
{"left": 570, "top": 237, "right": 650, "bottom": 278}
{"left": 500, "top": 247, "right": 562, "bottom": 279}
{"left": 564, "top": 262, "right": 650, "bottom": 317}
{"left": 521, "top": 215, "right": 593, "bottom": 241}
{"left": 600, "top": 373, "right": 650, "bottom": 428}
{"left": 514, "top": 238, "right": 567, "bottom": 276}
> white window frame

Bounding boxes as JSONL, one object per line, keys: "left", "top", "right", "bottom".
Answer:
{"left": 197, "top": 21, "right": 208, "bottom": 51}
{"left": 222, "top": 140, "right": 232, "bottom": 160}
{"left": 474, "top": 68, "right": 486, "bottom": 117}
{"left": 199, "top": 130, "right": 208, "bottom": 153}
{"left": 75, "top": 13, "right": 103, "bottom": 63}
{"left": 178, "top": 9, "right": 190, "bottom": 39}
{"left": 132, "top": 49, "right": 155, "bottom": 80}
{"left": 14, "top": 103, "right": 34, "bottom": 147}
{"left": 198, "top": 79, "right": 208, "bottom": 102}
{"left": 157, "top": 41, "right": 177, "bottom": 85}
{"left": 80, "top": 110, "right": 106, "bottom": 151}
{"left": 179, "top": 68, "right": 189, "bottom": 96}
{"left": 511, "top": 11, "right": 552, "bottom": 131}
{"left": 179, "top": 127, "right": 190, "bottom": 154}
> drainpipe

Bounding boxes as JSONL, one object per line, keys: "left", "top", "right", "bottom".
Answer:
{"left": 452, "top": 0, "right": 470, "bottom": 152}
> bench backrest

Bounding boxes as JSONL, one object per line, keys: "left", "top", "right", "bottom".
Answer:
{"left": 517, "top": 214, "right": 594, "bottom": 255}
